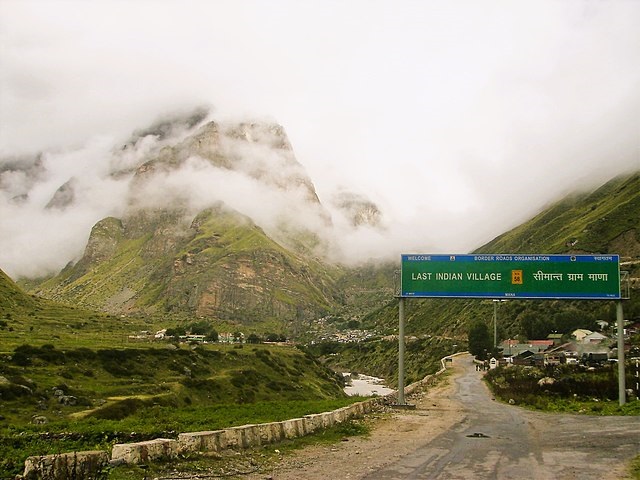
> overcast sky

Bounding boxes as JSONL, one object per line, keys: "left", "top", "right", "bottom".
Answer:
{"left": 0, "top": 0, "right": 639, "bottom": 278}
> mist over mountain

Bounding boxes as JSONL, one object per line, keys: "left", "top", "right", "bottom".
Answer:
{"left": 0, "top": 109, "right": 386, "bottom": 280}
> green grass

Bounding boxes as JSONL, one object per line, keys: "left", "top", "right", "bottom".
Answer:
{"left": 510, "top": 396, "right": 640, "bottom": 415}
{"left": 629, "top": 455, "right": 640, "bottom": 480}
{"left": 485, "top": 364, "right": 640, "bottom": 415}
{"left": 0, "top": 304, "right": 163, "bottom": 354}
{"left": 0, "top": 341, "right": 356, "bottom": 478}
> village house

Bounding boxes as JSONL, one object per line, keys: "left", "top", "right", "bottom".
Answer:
{"left": 572, "top": 329, "right": 593, "bottom": 342}
{"left": 547, "top": 333, "right": 563, "bottom": 345}
{"left": 581, "top": 331, "right": 608, "bottom": 344}
{"left": 218, "top": 332, "right": 245, "bottom": 343}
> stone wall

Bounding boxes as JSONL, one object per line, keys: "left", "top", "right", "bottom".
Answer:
{"left": 21, "top": 354, "right": 460, "bottom": 479}
{"left": 21, "top": 450, "right": 109, "bottom": 480}
{"left": 110, "top": 397, "right": 384, "bottom": 465}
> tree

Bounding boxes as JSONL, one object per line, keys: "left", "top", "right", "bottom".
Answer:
{"left": 346, "top": 319, "right": 360, "bottom": 330}
{"left": 552, "top": 308, "right": 596, "bottom": 334}
{"left": 468, "top": 320, "right": 492, "bottom": 360}
{"left": 165, "top": 327, "right": 186, "bottom": 338}
{"left": 246, "top": 333, "right": 261, "bottom": 344}
{"left": 205, "top": 330, "right": 219, "bottom": 342}
{"left": 265, "top": 333, "right": 281, "bottom": 342}
{"left": 519, "top": 312, "right": 553, "bottom": 340}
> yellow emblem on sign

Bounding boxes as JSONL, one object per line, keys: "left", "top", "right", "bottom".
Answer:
{"left": 511, "top": 270, "right": 523, "bottom": 285}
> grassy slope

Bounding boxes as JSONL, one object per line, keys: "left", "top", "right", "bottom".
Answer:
{"left": 1, "top": 265, "right": 355, "bottom": 477}
{"left": 1, "top": 267, "right": 141, "bottom": 353}
{"left": 477, "top": 172, "right": 640, "bottom": 255}
{"left": 0, "top": 267, "right": 37, "bottom": 314}
{"left": 360, "top": 172, "right": 640, "bottom": 340}
{"left": 0, "top": 342, "right": 353, "bottom": 477}
{"left": 28, "top": 206, "right": 345, "bottom": 329}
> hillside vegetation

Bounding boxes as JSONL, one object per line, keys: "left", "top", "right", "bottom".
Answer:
{"left": 477, "top": 172, "right": 640, "bottom": 256}
{"left": 0, "top": 267, "right": 37, "bottom": 314}
{"left": 356, "top": 172, "right": 640, "bottom": 341}
{"left": 30, "top": 204, "right": 344, "bottom": 330}
{"left": 0, "top": 340, "right": 353, "bottom": 477}
{"left": 1, "top": 268, "right": 136, "bottom": 352}
{"left": 0, "top": 267, "right": 358, "bottom": 478}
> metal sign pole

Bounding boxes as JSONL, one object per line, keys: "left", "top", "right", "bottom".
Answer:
{"left": 493, "top": 300, "right": 498, "bottom": 349}
{"left": 617, "top": 301, "right": 626, "bottom": 406}
{"left": 398, "top": 297, "right": 406, "bottom": 405}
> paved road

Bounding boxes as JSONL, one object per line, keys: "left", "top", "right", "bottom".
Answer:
{"left": 364, "top": 357, "right": 640, "bottom": 479}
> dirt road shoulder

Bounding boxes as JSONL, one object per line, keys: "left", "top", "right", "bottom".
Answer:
{"left": 246, "top": 362, "right": 466, "bottom": 480}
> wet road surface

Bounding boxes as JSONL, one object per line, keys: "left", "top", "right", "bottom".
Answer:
{"left": 363, "top": 357, "right": 640, "bottom": 479}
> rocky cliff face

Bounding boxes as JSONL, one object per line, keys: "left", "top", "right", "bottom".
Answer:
{"left": 331, "top": 191, "right": 382, "bottom": 228}
{"left": 36, "top": 203, "right": 343, "bottom": 325}
{"left": 128, "top": 120, "right": 322, "bottom": 206}
{"left": 121, "top": 116, "right": 334, "bottom": 255}
{"left": 27, "top": 112, "right": 358, "bottom": 324}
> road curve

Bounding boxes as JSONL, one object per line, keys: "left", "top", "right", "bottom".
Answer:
{"left": 363, "top": 355, "right": 640, "bottom": 480}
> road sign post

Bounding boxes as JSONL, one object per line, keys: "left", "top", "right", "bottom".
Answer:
{"left": 397, "top": 254, "right": 625, "bottom": 406}
{"left": 398, "top": 297, "right": 406, "bottom": 405}
{"left": 401, "top": 254, "right": 620, "bottom": 300}
{"left": 617, "top": 301, "right": 626, "bottom": 405}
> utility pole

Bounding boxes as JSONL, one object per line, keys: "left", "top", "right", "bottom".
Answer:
{"left": 492, "top": 299, "right": 508, "bottom": 352}
{"left": 617, "top": 301, "right": 626, "bottom": 406}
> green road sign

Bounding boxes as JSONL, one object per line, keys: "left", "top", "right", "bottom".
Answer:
{"left": 400, "top": 254, "right": 620, "bottom": 299}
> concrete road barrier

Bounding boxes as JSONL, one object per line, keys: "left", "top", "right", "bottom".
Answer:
{"left": 23, "top": 450, "right": 109, "bottom": 480}
{"left": 111, "top": 438, "right": 178, "bottom": 464}
{"left": 23, "top": 355, "right": 457, "bottom": 478}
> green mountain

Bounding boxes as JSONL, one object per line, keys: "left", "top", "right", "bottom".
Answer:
{"left": 23, "top": 116, "right": 360, "bottom": 331}
{"left": 32, "top": 204, "right": 344, "bottom": 329}
{"left": 477, "top": 172, "right": 640, "bottom": 256}
{"left": 0, "top": 267, "right": 37, "bottom": 315}
{"left": 364, "top": 172, "right": 640, "bottom": 341}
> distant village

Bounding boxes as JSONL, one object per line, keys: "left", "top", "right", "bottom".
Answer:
{"left": 126, "top": 318, "right": 640, "bottom": 365}
{"left": 492, "top": 321, "right": 640, "bottom": 368}
{"left": 128, "top": 327, "right": 375, "bottom": 345}
{"left": 127, "top": 329, "right": 288, "bottom": 345}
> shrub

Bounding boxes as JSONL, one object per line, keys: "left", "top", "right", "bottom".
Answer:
{"left": 90, "top": 398, "right": 147, "bottom": 420}
{"left": 0, "top": 383, "right": 33, "bottom": 400}
{"left": 230, "top": 369, "right": 261, "bottom": 388}
{"left": 11, "top": 351, "right": 31, "bottom": 366}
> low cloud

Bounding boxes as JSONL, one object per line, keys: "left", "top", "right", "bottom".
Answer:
{"left": 1, "top": 1, "right": 639, "bottom": 278}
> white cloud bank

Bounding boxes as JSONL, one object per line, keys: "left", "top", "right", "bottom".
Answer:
{"left": 0, "top": 0, "right": 639, "bottom": 278}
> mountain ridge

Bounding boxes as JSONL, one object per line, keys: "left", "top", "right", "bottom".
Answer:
{"left": 31, "top": 202, "right": 345, "bottom": 327}
{"left": 357, "top": 171, "right": 640, "bottom": 340}
{"left": 476, "top": 171, "right": 640, "bottom": 257}
{"left": 2, "top": 110, "right": 638, "bottom": 338}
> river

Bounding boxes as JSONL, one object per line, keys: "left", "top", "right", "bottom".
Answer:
{"left": 343, "top": 373, "right": 394, "bottom": 396}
